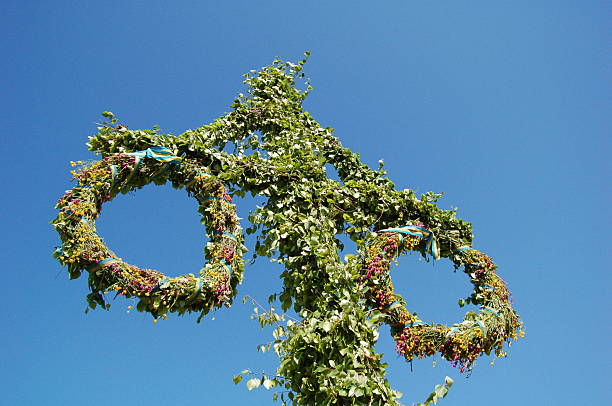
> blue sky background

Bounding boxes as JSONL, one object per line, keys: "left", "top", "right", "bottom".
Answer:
{"left": 2, "top": 2, "right": 609, "bottom": 405}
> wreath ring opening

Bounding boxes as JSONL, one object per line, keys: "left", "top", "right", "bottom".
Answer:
{"left": 361, "top": 225, "right": 523, "bottom": 372}
{"left": 51, "top": 146, "right": 245, "bottom": 321}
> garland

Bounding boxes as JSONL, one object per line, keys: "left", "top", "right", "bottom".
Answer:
{"left": 51, "top": 146, "right": 245, "bottom": 321}
{"left": 362, "top": 225, "right": 523, "bottom": 373}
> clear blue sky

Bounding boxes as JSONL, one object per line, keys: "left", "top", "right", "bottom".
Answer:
{"left": 2, "top": 2, "right": 609, "bottom": 405}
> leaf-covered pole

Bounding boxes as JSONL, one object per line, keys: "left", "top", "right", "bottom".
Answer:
{"left": 78, "top": 55, "right": 521, "bottom": 405}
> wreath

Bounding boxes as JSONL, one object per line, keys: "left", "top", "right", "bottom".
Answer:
{"left": 362, "top": 225, "right": 523, "bottom": 373}
{"left": 51, "top": 146, "right": 245, "bottom": 321}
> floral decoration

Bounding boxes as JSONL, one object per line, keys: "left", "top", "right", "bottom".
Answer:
{"left": 51, "top": 149, "right": 245, "bottom": 321}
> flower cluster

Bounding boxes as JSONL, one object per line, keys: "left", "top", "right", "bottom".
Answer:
{"left": 51, "top": 151, "right": 245, "bottom": 321}
{"left": 395, "top": 325, "right": 446, "bottom": 360}
{"left": 362, "top": 232, "right": 422, "bottom": 310}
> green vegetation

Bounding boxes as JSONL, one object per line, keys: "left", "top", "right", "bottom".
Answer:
{"left": 54, "top": 54, "right": 522, "bottom": 405}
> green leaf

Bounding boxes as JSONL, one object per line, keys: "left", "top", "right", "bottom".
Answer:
{"left": 232, "top": 375, "right": 243, "bottom": 384}
{"left": 246, "top": 378, "right": 261, "bottom": 390}
{"left": 434, "top": 384, "right": 447, "bottom": 398}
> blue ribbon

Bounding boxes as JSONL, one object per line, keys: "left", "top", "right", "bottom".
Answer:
{"left": 153, "top": 277, "right": 171, "bottom": 292}
{"left": 86, "top": 258, "right": 117, "bottom": 272}
{"left": 453, "top": 246, "right": 472, "bottom": 254}
{"left": 186, "top": 277, "right": 203, "bottom": 302}
{"left": 208, "top": 230, "right": 238, "bottom": 241}
{"left": 378, "top": 225, "right": 440, "bottom": 260}
{"left": 80, "top": 216, "right": 93, "bottom": 227}
{"left": 125, "top": 146, "right": 182, "bottom": 163}
{"left": 482, "top": 307, "right": 500, "bottom": 317}
{"left": 110, "top": 165, "right": 118, "bottom": 189}
{"left": 409, "top": 226, "right": 439, "bottom": 260}
{"left": 380, "top": 228, "right": 423, "bottom": 238}
{"left": 219, "top": 232, "right": 237, "bottom": 241}
{"left": 382, "top": 301, "right": 402, "bottom": 311}
{"left": 122, "top": 146, "right": 182, "bottom": 183}
{"left": 199, "top": 196, "right": 232, "bottom": 204}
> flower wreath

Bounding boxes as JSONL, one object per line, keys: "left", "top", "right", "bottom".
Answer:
{"left": 51, "top": 146, "right": 245, "bottom": 321}
{"left": 362, "top": 225, "right": 523, "bottom": 372}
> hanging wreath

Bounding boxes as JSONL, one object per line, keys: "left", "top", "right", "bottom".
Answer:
{"left": 51, "top": 146, "right": 245, "bottom": 321}
{"left": 362, "top": 225, "right": 523, "bottom": 373}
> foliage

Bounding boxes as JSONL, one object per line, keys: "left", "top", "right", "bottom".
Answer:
{"left": 53, "top": 54, "right": 523, "bottom": 405}
{"left": 416, "top": 376, "right": 454, "bottom": 406}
